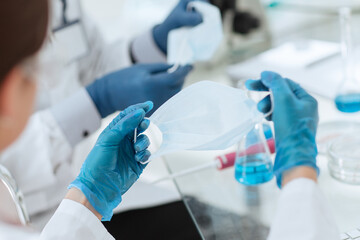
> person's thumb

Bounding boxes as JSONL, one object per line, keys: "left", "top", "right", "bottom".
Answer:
{"left": 260, "top": 71, "right": 294, "bottom": 102}
{"left": 180, "top": 11, "right": 203, "bottom": 27}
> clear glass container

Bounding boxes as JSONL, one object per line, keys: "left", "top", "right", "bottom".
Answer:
{"left": 317, "top": 121, "right": 360, "bottom": 155}
{"left": 327, "top": 134, "right": 360, "bottom": 184}
{"left": 234, "top": 123, "right": 274, "bottom": 186}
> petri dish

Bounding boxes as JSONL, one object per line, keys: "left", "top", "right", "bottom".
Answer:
{"left": 327, "top": 134, "right": 360, "bottom": 184}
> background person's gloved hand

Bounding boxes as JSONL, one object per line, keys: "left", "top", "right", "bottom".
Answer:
{"left": 246, "top": 71, "right": 319, "bottom": 187}
{"left": 68, "top": 102, "right": 153, "bottom": 221}
{"left": 86, "top": 63, "right": 192, "bottom": 118}
{"left": 153, "top": 0, "right": 208, "bottom": 54}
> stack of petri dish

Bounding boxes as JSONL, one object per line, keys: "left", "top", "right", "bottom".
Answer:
{"left": 318, "top": 121, "right": 360, "bottom": 184}
{"left": 327, "top": 134, "right": 360, "bottom": 184}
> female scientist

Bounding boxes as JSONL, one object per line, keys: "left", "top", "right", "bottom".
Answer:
{"left": 0, "top": 0, "right": 153, "bottom": 238}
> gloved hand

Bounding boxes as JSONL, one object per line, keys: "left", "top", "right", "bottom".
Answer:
{"left": 87, "top": 63, "right": 192, "bottom": 118}
{"left": 246, "top": 71, "right": 319, "bottom": 187}
{"left": 153, "top": 0, "right": 207, "bottom": 54}
{"left": 68, "top": 101, "right": 153, "bottom": 221}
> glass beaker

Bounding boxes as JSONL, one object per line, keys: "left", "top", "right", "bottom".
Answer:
{"left": 335, "top": 7, "right": 360, "bottom": 113}
{"left": 234, "top": 123, "right": 274, "bottom": 185}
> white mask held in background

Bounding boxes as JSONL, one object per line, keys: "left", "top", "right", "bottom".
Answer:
{"left": 144, "top": 81, "right": 263, "bottom": 163}
{"left": 167, "top": 1, "right": 223, "bottom": 66}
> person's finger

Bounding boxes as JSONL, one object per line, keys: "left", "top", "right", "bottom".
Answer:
{"left": 120, "top": 101, "right": 153, "bottom": 116}
{"left": 138, "top": 118, "right": 150, "bottom": 134}
{"left": 140, "top": 101, "right": 154, "bottom": 114}
{"left": 134, "top": 135, "right": 150, "bottom": 152}
{"left": 155, "top": 65, "right": 193, "bottom": 88}
{"left": 137, "top": 63, "right": 172, "bottom": 74}
{"left": 257, "top": 94, "right": 272, "bottom": 114}
{"left": 245, "top": 79, "right": 269, "bottom": 92}
{"left": 257, "top": 95, "right": 272, "bottom": 121}
{"left": 135, "top": 150, "right": 151, "bottom": 164}
{"left": 260, "top": 71, "right": 294, "bottom": 103}
{"left": 179, "top": 11, "right": 203, "bottom": 27}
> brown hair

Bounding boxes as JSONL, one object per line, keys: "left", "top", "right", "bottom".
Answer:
{"left": 0, "top": 0, "right": 49, "bottom": 81}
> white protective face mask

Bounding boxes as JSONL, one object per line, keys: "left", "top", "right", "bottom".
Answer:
{"left": 145, "top": 81, "right": 263, "bottom": 163}
{"left": 167, "top": 1, "right": 223, "bottom": 66}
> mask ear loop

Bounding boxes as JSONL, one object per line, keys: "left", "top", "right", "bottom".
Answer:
{"left": 134, "top": 128, "right": 137, "bottom": 144}
{"left": 258, "top": 122, "right": 272, "bottom": 159}
{"left": 246, "top": 88, "right": 274, "bottom": 156}
{"left": 134, "top": 117, "right": 149, "bottom": 148}
{"left": 187, "top": 2, "right": 196, "bottom": 12}
{"left": 167, "top": 3, "right": 197, "bottom": 74}
{"left": 263, "top": 90, "right": 274, "bottom": 119}
{"left": 245, "top": 87, "right": 273, "bottom": 119}
{"left": 254, "top": 90, "right": 274, "bottom": 160}
{"left": 167, "top": 60, "right": 182, "bottom": 73}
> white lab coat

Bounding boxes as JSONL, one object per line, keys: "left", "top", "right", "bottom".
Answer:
{"left": 0, "top": 179, "right": 339, "bottom": 239}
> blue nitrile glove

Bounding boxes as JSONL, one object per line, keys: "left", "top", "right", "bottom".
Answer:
{"left": 153, "top": 0, "right": 208, "bottom": 54}
{"left": 68, "top": 101, "right": 153, "bottom": 221}
{"left": 246, "top": 71, "right": 319, "bottom": 188}
{"left": 86, "top": 63, "right": 193, "bottom": 118}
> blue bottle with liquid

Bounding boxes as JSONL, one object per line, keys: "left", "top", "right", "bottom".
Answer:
{"left": 234, "top": 124, "right": 274, "bottom": 186}
{"left": 335, "top": 94, "right": 360, "bottom": 113}
{"left": 335, "top": 8, "right": 360, "bottom": 113}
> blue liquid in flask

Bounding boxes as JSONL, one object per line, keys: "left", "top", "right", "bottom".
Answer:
{"left": 235, "top": 153, "right": 273, "bottom": 186}
{"left": 335, "top": 94, "right": 360, "bottom": 113}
